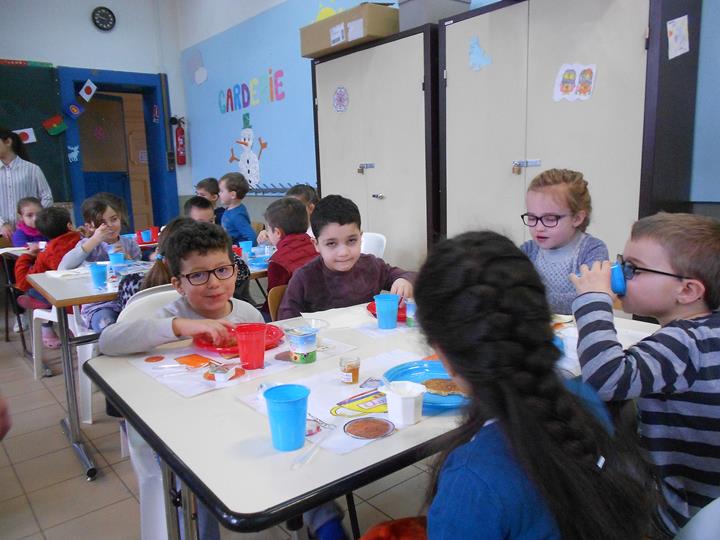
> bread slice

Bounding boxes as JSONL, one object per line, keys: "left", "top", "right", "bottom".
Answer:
{"left": 423, "top": 378, "right": 464, "bottom": 396}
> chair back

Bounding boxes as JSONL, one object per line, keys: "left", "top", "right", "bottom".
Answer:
{"left": 267, "top": 285, "right": 287, "bottom": 321}
{"left": 675, "top": 497, "right": 720, "bottom": 539}
{"left": 251, "top": 221, "right": 265, "bottom": 235}
{"left": 361, "top": 232, "right": 387, "bottom": 258}
{"left": 118, "top": 286, "right": 181, "bottom": 323}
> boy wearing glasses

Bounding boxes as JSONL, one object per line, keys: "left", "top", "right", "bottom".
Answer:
{"left": 99, "top": 221, "right": 262, "bottom": 355}
{"left": 570, "top": 212, "right": 720, "bottom": 537}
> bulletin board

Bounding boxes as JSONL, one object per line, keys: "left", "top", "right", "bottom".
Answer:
{"left": 0, "top": 63, "right": 71, "bottom": 201}
{"left": 180, "top": 0, "right": 363, "bottom": 191}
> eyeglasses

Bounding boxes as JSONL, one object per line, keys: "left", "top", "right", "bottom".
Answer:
{"left": 180, "top": 263, "right": 236, "bottom": 286}
{"left": 615, "top": 255, "right": 693, "bottom": 281}
{"left": 520, "top": 213, "right": 568, "bottom": 228}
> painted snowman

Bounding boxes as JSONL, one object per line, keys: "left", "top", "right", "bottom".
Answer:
{"left": 229, "top": 113, "right": 267, "bottom": 188}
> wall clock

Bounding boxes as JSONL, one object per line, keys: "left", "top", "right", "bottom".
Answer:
{"left": 92, "top": 6, "right": 116, "bottom": 31}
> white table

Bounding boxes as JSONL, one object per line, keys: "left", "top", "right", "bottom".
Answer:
{"left": 83, "top": 305, "right": 659, "bottom": 538}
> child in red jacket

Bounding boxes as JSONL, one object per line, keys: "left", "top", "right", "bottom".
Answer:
{"left": 15, "top": 207, "right": 80, "bottom": 348}
{"left": 262, "top": 197, "right": 318, "bottom": 316}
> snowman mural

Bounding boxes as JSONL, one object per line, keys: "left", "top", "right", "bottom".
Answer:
{"left": 228, "top": 113, "right": 268, "bottom": 188}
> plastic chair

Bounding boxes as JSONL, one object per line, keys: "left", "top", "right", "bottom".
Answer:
{"left": 675, "top": 497, "right": 720, "bottom": 539}
{"left": 120, "top": 284, "right": 177, "bottom": 317}
{"left": 267, "top": 285, "right": 287, "bottom": 321}
{"left": 361, "top": 232, "right": 387, "bottom": 258}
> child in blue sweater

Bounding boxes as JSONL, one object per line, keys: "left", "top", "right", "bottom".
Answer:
{"left": 414, "top": 231, "right": 652, "bottom": 540}
{"left": 218, "top": 172, "right": 256, "bottom": 246}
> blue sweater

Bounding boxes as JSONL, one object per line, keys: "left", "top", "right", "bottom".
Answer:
{"left": 221, "top": 204, "right": 256, "bottom": 246}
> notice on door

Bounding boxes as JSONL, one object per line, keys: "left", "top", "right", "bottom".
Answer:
{"left": 553, "top": 64, "right": 597, "bottom": 102}
{"left": 667, "top": 15, "right": 690, "bottom": 60}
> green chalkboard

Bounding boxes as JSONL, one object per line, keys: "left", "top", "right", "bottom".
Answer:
{"left": 0, "top": 63, "right": 71, "bottom": 201}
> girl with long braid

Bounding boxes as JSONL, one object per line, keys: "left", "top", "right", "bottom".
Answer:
{"left": 416, "top": 231, "right": 654, "bottom": 540}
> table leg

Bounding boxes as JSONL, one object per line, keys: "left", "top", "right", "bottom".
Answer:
{"left": 286, "top": 515, "right": 309, "bottom": 540}
{"left": 179, "top": 478, "right": 199, "bottom": 540}
{"left": 56, "top": 308, "right": 97, "bottom": 480}
{"left": 254, "top": 279, "right": 268, "bottom": 300}
{"left": 161, "top": 461, "right": 181, "bottom": 540}
{"left": 346, "top": 493, "right": 361, "bottom": 540}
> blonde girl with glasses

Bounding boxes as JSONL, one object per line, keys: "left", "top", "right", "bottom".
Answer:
{"left": 520, "top": 168, "right": 608, "bottom": 314}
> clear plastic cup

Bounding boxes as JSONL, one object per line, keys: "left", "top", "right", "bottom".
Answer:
{"left": 381, "top": 381, "right": 426, "bottom": 426}
{"left": 235, "top": 323, "right": 266, "bottom": 370}
{"left": 264, "top": 384, "right": 310, "bottom": 451}
{"left": 89, "top": 263, "right": 107, "bottom": 289}
{"left": 374, "top": 294, "right": 400, "bottom": 329}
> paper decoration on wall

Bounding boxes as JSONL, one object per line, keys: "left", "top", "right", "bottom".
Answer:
{"left": 185, "top": 49, "right": 207, "bottom": 85}
{"left": 64, "top": 102, "right": 85, "bottom": 119}
{"left": 667, "top": 15, "right": 690, "bottom": 60}
{"left": 152, "top": 104, "right": 160, "bottom": 124}
{"left": 553, "top": 64, "right": 597, "bottom": 102}
{"left": 469, "top": 37, "right": 492, "bottom": 71}
{"left": 12, "top": 128, "right": 36, "bottom": 144}
{"left": 333, "top": 86, "right": 349, "bottom": 112}
{"left": 228, "top": 113, "right": 267, "bottom": 188}
{"left": 42, "top": 115, "right": 67, "bottom": 135}
{"left": 67, "top": 145, "right": 80, "bottom": 163}
{"left": 79, "top": 79, "right": 97, "bottom": 102}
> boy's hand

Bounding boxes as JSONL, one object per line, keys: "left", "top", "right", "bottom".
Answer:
{"left": 27, "top": 243, "right": 41, "bottom": 256}
{"left": 390, "top": 278, "right": 414, "bottom": 299}
{"left": 257, "top": 230, "right": 269, "bottom": 245}
{"left": 171, "top": 318, "right": 235, "bottom": 343}
{"left": 570, "top": 260, "right": 613, "bottom": 297}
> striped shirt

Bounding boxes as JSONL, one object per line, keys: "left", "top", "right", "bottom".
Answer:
{"left": 0, "top": 156, "right": 53, "bottom": 227}
{"left": 572, "top": 292, "right": 720, "bottom": 534}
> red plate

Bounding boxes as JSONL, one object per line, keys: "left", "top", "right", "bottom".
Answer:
{"left": 367, "top": 301, "right": 407, "bottom": 322}
{"left": 193, "top": 325, "right": 284, "bottom": 355}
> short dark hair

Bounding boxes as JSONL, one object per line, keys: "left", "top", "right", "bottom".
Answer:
{"left": 163, "top": 221, "right": 233, "bottom": 278}
{"left": 183, "top": 195, "right": 214, "bottom": 215}
{"left": 16, "top": 197, "right": 42, "bottom": 215}
{"left": 264, "top": 197, "right": 309, "bottom": 235}
{"left": 81, "top": 195, "right": 127, "bottom": 228}
{"left": 93, "top": 192, "right": 130, "bottom": 231}
{"left": 310, "top": 195, "right": 361, "bottom": 238}
{"left": 35, "top": 207, "right": 72, "bottom": 239}
{"left": 195, "top": 177, "right": 219, "bottom": 196}
{"left": 219, "top": 172, "right": 250, "bottom": 200}
{"left": 286, "top": 184, "right": 319, "bottom": 206}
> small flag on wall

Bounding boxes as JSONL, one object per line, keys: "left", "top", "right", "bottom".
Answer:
{"left": 42, "top": 115, "right": 67, "bottom": 135}
{"left": 64, "top": 102, "right": 85, "bottom": 119}
{"left": 12, "top": 128, "right": 37, "bottom": 144}
{"left": 79, "top": 79, "right": 97, "bottom": 102}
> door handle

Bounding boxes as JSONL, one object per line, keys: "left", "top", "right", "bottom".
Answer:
{"left": 357, "top": 163, "right": 375, "bottom": 174}
{"left": 371, "top": 193, "right": 385, "bottom": 200}
{"left": 511, "top": 159, "right": 541, "bottom": 175}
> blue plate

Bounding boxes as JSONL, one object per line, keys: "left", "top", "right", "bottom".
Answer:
{"left": 383, "top": 360, "right": 469, "bottom": 410}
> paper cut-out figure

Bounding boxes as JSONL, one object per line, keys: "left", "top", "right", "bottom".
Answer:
{"left": 560, "top": 68, "right": 577, "bottom": 94}
{"left": 67, "top": 145, "right": 79, "bottom": 163}
{"left": 228, "top": 113, "right": 267, "bottom": 188}
{"left": 575, "top": 67, "right": 594, "bottom": 96}
{"left": 469, "top": 37, "right": 492, "bottom": 71}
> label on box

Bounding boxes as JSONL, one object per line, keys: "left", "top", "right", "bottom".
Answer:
{"left": 330, "top": 23, "right": 346, "bottom": 46}
{"left": 347, "top": 18, "right": 364, "bottom": 42}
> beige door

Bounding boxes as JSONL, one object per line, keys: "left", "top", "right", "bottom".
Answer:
{"left": 444, "top": 0, "right": 648, "bottom": 256}
{"left": 315, "top": 33, "right": 429, "bottom": 270}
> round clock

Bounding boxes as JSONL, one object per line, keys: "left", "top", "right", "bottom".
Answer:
{"left": 92, "top": 6, "right": 116, "bottom": 31}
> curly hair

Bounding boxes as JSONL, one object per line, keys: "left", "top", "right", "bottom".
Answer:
{"left": 415, "top": 231, "right": 653, "bottom": 540}
{"left": 163, "top": 221, "right": 233, "bottom": 278}
{"left": 140, "top": 217, "right": 194, "bottom": 288}
{"left": 528, "top": 168, "right": 593, "bottom": 232}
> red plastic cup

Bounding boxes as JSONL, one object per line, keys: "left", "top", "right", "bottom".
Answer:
{"left": 150, "top": 226, "right": 160, "bottom": 241}
{"left": 235, "top": 323, "right": 266, "bottom": 370}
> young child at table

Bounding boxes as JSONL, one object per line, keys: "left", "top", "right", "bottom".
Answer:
{"left": 257, "top": 184, "right": 319, "bottom": 244}
{"left": 520, "top": 168, "right": 608, "bottom": 315}
{"left": 59, "top": 195, "right": 141, "bottom": 331}
{"left": 570, "top": 212, "right": 720, "bottom": 537}
{"left": 14, "top": 206, "right": 80, "bottom": 348}
{"left": 195, "top": 176, "right": 225, "bottom": 224}
{"left": 218, "top": 172, "right": 256, "bottom": 246}
{"left": 278, "top": 195, "right": 414, "bottom": 320}
{"left": 11, "top": 197, "right": 46, "bottom": 247}
{"left": 411, "top": 230, "right": 652, "bottom": 540}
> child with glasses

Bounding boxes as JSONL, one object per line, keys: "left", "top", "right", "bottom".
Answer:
{"left": 570, "top": 212, "right": 720, "bottom": 537}
{"left": 520, "top": 168, "right": 608, "bottom": 314}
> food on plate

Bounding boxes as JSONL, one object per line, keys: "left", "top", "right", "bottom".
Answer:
{"left": 144, "top": 355, "right": 164, "bottom": 363}
{"left": 175, "top": 354, "right": 213, "bottom": 368}
{"left": 343, "top": 417, "right": 395, "bottom": 440}
{"left": 203, "top": 365, "right": 244, "bottom": 382}
{"left": 422, "top": 378, "right": 465, "bottom": 396}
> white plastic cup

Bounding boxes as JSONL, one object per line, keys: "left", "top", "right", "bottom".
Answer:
{"left": 381, "top": 381, "right": 426, "bottom": 426}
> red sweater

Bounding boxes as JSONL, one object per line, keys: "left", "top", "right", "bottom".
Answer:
{"left": 267, "top": 233, "right": 318, "bottom": 292}
{"left": 14, "top": 231, "right": 82, "bottom": 291}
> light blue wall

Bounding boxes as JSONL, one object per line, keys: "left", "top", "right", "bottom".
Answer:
{"left": 691, "top": 0, "right": 720, "bottom": 201}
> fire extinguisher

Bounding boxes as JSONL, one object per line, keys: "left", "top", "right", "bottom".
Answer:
{"left": 174, "top": 117, "right": 186, "bottom": 166}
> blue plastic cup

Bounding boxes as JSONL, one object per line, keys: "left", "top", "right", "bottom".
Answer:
{"left": 89, "top": 263, "right": 107, "bottom": 289}
{"left": 264, "top": 384, "right": 310, "bottom": 451}
{"left": 238, "top": 240, "right": 253, "bottom": 258}
{"left": 140, "top": 229, "right": 152, "bottom": 242}
{"left": 108, "top": 252, "right": 125, "bottom": 265}
{"left": 374, "top": 294, "right": 400, "bottom": 329}
{"left": 610, "top": 262, "right": 626, "bottom": 296}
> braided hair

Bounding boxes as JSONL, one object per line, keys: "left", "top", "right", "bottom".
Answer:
{"left": 415, "top": 231, "right": 653, "bottom": 540}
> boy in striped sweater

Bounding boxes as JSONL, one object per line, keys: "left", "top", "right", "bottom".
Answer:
{"left": 570, "top": 212, "right": 720, "bottom": 537}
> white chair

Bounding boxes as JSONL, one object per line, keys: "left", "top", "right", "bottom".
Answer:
{"left": 119, "top": 284, "right": 177, "bottom": 320}
{"left": 31, "top": 306, "right": 98, "bottom": 423}
{"left": 361, "top": 232, "right": 387, "bottom": 258}
{"left": 675, "top": 497, "right": 720, "bottom": 539}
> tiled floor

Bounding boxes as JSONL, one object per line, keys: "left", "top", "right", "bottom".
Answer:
{"left": 0, "top": 312, "right": 433, "bottom": 540}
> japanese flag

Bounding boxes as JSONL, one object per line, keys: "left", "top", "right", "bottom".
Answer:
{"left": 79, "top": 79, "right": 97, "bottom": 102}
{"left": 13, "top": 128, "right": 36, "bottom": 144}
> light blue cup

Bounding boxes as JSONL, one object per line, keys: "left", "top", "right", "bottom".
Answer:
{"left": 89, "top": 263, "right": 107, "bottom": 289}
{"left": 108, "top": 252, "right": 125, "bottom": 265}
{"left": 238, "top": 240, "right": 253, "bottom": 258}
{"left": 374, "top": 294, "right": 400, "bottom": 330}
{"left": 264, "top": 384, "right": 310, "bottom": 451}
{"left": 140, "top": 229, "right": 152, "bottom": 242}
